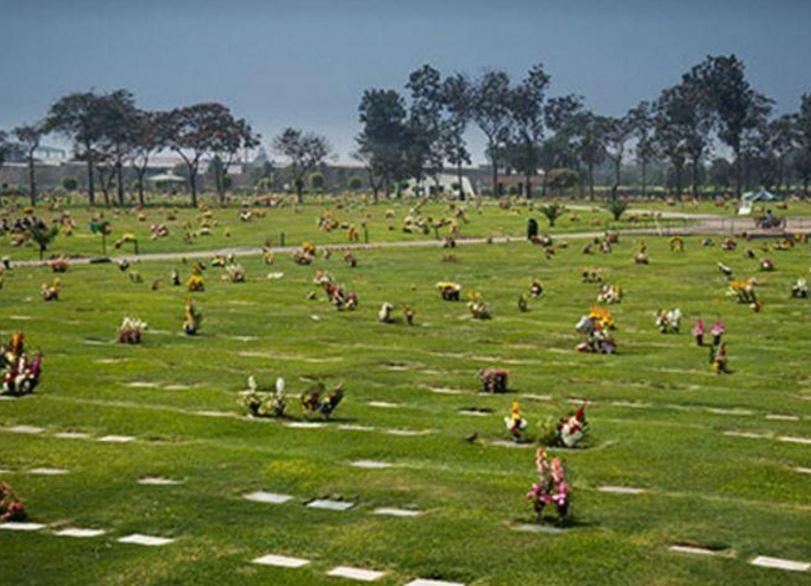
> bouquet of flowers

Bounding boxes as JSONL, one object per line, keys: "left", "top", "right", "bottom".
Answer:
{"left": 187, "top": 274, "right": 205, "bottom": 292}
{"left": 710, "top": 320, "right": 725, "bottom": 345}
{"left": 300, "top": 382, "right": 344, "bottom": 418}
{"left": 41, "top": 278, "right": 60, "bottom": 301}
{"left": 48, "top": 256, "right": 70, "bottom": 273}
{"left": 791, "top": 278, "right": 808, "bottom": 299}
{"left": 150, "top": 224, "right": 169, "bottom": 239}
{"left": 726, "top": 279, "right": 760, "bottom": 311}
{"left": 557, "top": 404, "right": 588, "bottom": 447}
{"left": 759, "top": 258, "right": 775, "bottom": 272}
{"left": 710, "top": 342, "right": 729, "bottom": 374}
{"left": 526, "top": 448, "right": 570, "bottom": 522}
{"left": 467, "top": 292, "right": 491, "bottom": 320}
{"left": 224, "top": 263, "right": 246, "bottom": 283}
{"left": 378, "top": 302, "right": 394, "bottom": 323}
{"left": 293, "top": 249, "right": 314, "bottom": 265}
{"left": 529, "top": 279, "right": 543, "bottom": 298}
{"left": 692, "top": 318, "right": 705, "bottom": 346}
{"left": 183, "top": 298, "right": 202, "bottom": 335}
{"left": 244, "top": 376, "right": 287, "bottom": 418}
{"left": 0, "top": 482, "right": 27, "bottom": 522}
{"left": 1, "top": 332, "right": 42, "bottom": 396}
{"left": 504, "top": 402, "right": 528, "bottom": 441}
{"left": 478, "top": 368, "right": 508, "bottom": 393}
{"left": 117, "top": 317, "right": 147, "bottom": 344}
{"left": 634, "top": 241, "right": 649, "bottom": 264}
{"left": 596, "top": 283, "right": 622, "bottom": 304}
{"left": 343, "top": 250, "right": 357, "bottom": 267}
{"left": 655, "top": 308, "right": 682, "bottom": 334}
{"left": 721, "top": 237, "right": 737, "bottom": 251}
{"left": 574, "top": 306, "right": 617, "bottom": 354}
{"left": 436, "top": 281, "right": 462, "bottom": 301}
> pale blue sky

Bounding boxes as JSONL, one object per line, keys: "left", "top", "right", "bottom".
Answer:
{"left": 2, "top": 0, "right": 810, "bottom": 162}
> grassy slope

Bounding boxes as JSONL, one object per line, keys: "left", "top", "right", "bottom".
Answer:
{"left": 0, "top": 233, "right": 809, "bottom": 585}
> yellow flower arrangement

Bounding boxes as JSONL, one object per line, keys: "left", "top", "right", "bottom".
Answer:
{"left": 187, "top": 275, "right": 205, "bottom": 292}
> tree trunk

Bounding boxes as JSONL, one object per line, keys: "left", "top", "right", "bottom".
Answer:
{"left": 691, "top": 158, "right": 699, "bottom": 198}
{"left": 27, "top": 152, "right": 37, "bottom": 206}
{"left": 137, "top": 170, "right": 146, "bottom": 207}
{"left": 525, "top": 171, "right": 533, "bottom": 199}
{"left": 733, "top": 145, "right": 743, "bottom": 198}
{"left": 116, "top": 160, "right": 125, "bottom": 206}
{"left": 189, "top": 170, "right": 198, "bottom": 208}
{"left": 457, "top": 162, "right": 465, "bottom": 201}
{"left": 87, "top": 158, "right": 96, "bottom": 206}
{"left": 295, "top": 177, "right": 304, "bottom": 204}
{"left": 588, "top": 163, "right": 595, "bottom": 200}
{"left": 641, "top": 159, "right": 647, "bottom": 197}
{"left": 490, "top": 139, "right": 498, "bottom": 197}
{"left": 612, "top": 159, "right": 620, "bottom": 199}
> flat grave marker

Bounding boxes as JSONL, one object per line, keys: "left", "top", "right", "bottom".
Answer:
{"left": 326, "top": 566, "right": 386, "bottom": 582}
{"left": 243, "top": 491, "right": 294, "bottom": 504}
{"left": 252, "top": 553, "right": 311, "bottom": 568}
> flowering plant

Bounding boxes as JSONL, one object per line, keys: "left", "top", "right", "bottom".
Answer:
{"left": 0, "top": 482, "right": 27, "bottom": 522}
{"left": 436, "top": 281, "right": 461, "bottom": 301}
{"left": 300, "top": 382, "right": 344, "bottom": 418}
{"left": 478, "top": 368, "right": 508, "bottom": 393}
{"left": 183, "top": 298, "right": 202, "bottom": 335}
{"left": 244, "top": 376, "right": 287, "bottom": 417}
{"left": 526, "top": 448, "right": 570, "bottom": 522}
{"left": 504, "top": 402, "right": 527, "bottom": 441}
{"left": 117, "top": 317, "right": 147, "bottom": 344}
{"left": 655, "top": 308, "right": 682, "bottom": 334}
{"left": 1, "top": 332, "right": 42, "bottom": 396}
{"left": 41, "top": 278, "right": 60, "bottom": 301}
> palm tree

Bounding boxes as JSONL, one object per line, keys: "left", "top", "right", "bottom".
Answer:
{"left": 29, "top": 225, "right": 59, "bottom": 260}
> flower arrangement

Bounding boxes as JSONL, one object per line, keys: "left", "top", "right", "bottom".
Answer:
{"left": 655, "top": 308, "right": 682, "bottom": 334}
{"left": 710, "top": 342, "right": 729, "bottom": 374}
{"left": 478, "top": 368, "right": 508, "bottom": 393}
{"left": 726, "top": 279, "right": 761, "bottom": 311}
{"left": 759, "top": 258, "right": 775, "bottom": 271}
{"left": 558, "top": 403, "right": 588, "bottom": 447}
{"left": 467, "top": 291, "right": 491, "bottom": 320}
{"left": 526, "top": 448, "right": 570, "bottom": 522}
{"left": 581, "top": 268, "right": 603, "bottom": 283}
{"left": 529, "top": 279, "right": 543, "bottom": 298}
{"left": 791, "top": 278, "right": 808, "bottom": 299}
{"left": 183, "top": 298, "right": 202, "bottom": 335}
{"left": 224, "top": 263, "right": 246, "bottom": 283}
{"left": 187, "top": 274, "right": 205, "bottom": 292}
{"left": 117, "top": 317, "right": 147, "bottom": 344}
{"left": 293, "top": 249, "right": 314, "bottom": 265}
{"left": 436, "top": 281, "right": 461, "bottom": 301}
{"left": 403, "top": 306, "right": 416, "bottom": 325}
{"left": 504, "top": 401, "right": 528, "bottom": 442}
{"left": 150, "top": 224, "right": 169, "bottom": 239}
{"left": 634, "top": 241, "right": 649, "bottom": 264}
{"left": 669, "top": 236, "right": 684, "bottom": 252}
{"left": 171, "top": 269, "right": 181, "bottom": 286}
{"left": 692, "top": 318, "right": 705, "bottom": 346}
{"left": 574, "top": 306, "right": 617, "bottom": 354}
{"left": 721, "top": 237, "right": 737, "bottom": 251}
{"left": 244, "top": 376, "right": 287, "bottom": 418}
{"left": 48, "top": 255, "right": 70, "bottom": 272}
{"left": 302, "top": 241, "right": 317, "bottom": 256}
{"left": 1, "top": 332, "right": 42, "bottom": 396}
{"left": 710, "top": 320, "right": 725, "bottom": 345}
{"left": 343, "top": 250, "right": 357, "bottom": 267}
{"left": 378, "top": 302, "right": 394, "bottom": 323}
{"left": 262, "top": 248, "right": 275, "bottom": 265}
{"left": 596, "top": 283, "right": 622, "bottom": 304}
{"left": 41, "top": 278, "right": 60, "bottom": 301}
{"left": 0, "top": 482, "right": 27, "bottom": 522}
{"left": 300, "top": 381, "right": 344, "bottom": 418}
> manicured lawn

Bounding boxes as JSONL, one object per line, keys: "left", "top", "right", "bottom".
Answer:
{"left": 1, "top": 226, "right": 809, "bottom": 584}
{"left": 2, "top": 198, "right": 689, "bottom": 262}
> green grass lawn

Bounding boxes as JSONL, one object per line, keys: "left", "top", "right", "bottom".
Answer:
{"left": 2, "top": 198, "right": 692, "bottom": 262}
{"left": 0, "top": 230, "right": 809, "bottom": 584}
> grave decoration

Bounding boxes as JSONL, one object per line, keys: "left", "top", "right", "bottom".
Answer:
{"left": 478, "top": 368, "right": 508, "bottom": 393}
{"left": 171, "top": 270, "right": 181, "bottom": 286}
{"left": 710, "top": 320, "right": 725, "bottom": 345}
{"left": 526, "top": 448, "right": 570, "bottom": 522}
{"left": 669, "top": 236, "right": 684, "bottom": 252}
{"left": 403, "top": 306, "right": 416, "bottom": 325}
{"left": 1, "top": 332, "right": 42, "bottom": 396}
{"left": 575, "top": 306, "right": 617, "bottom": 354}
{"left": 48, "top": 256, "right": 70, "bottom": 273}
{"left": 518, "top": 294, "right": 529, "bottom": 312}
{"left": 436, "top": 281, "right": 462, "bottom": 301}
{"left": 581, "top": 268, "right": 603, "bottom": 283}
{"left": 721, "top": 237, "right": 737, "bottom": 251}
{"left": 244, "top": 376, "right": 287, "bottom": 418}
{"left": 634, "top": 241, "right": 649, "bottom": 264}
{"left": 468, "top": 291, "right": 491, "bottom": 320}
{"left": 727, "top": 279, "right": 761, "bottom": 311}
{"left": 0, "top": 482, "right": 27, "bottom": 522}
{"left": 759, "top": 258, "right": 775, "bottom": 272}
{"left": 655, "top": 308, "right": 682, "bottom": 334}
{"left": 150, "top": 224, "right": 169, "bottom": 239}
{"left": 183, "top": 298, "right": 202, "bottom": 335}
{"left": 378, "top": 302, "right": 394, "bottom": 323}
{"left": 224, "top": 262, "right": 246, "bottom": 283}
{"left": 540, "top": 403, "right": 589, "bottom": 448}
{"left": 300, "top": 382, "right": 344, "bottom": 418}
{"left": 40, "top": 278, "right": 60, "bottom": 301}
{"left": 596, "top": 283, "right": 622, "bottom": 304}
{"left": 117, "top": 317, "right": 147, "bottom": 344}
{"left": 504, "top": 401, "right": 528, "bottom": 442}
{"left": 791, "top": 278, "right": 808, "bottom": 298}
{"left": 529, "top": 279, "right": 543, "bottom": 298}
{"left": 692, "top": 319, "right": 705, "bottom": 346}
{"left": 262, "top": 248, "right": 274, "bottom": 265}
{"left": 294, "top": 242, "right": 317, "bottom": 265}
{"left": 187, "top": 274, "right": 205, "bottom": 292}
{"left": 710, "top": 342, "right": 729, "bottom": 374}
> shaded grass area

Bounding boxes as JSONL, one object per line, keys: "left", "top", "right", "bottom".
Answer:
{"left": 0, "top": 234, "right": 809, "bottom": 585}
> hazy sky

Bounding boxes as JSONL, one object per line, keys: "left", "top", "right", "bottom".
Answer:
{"left": 2, "top": 0, "right": 810, "bottom": 162}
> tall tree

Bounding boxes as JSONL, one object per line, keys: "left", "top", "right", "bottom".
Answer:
{"left": 440, "top": 74, "right": 473, "bottom": 200}
{"left": 571, "top": 111, "right": 608, "bottom": 199}
{"left": 164, "top": 103, "right": 238, "bottom": 207}
{"left": 12, "top": 123, "right": 45, "bottom": 206}
{"left": 355, "top": 88, "right": 408, "bottom": 200}
{"left": 541, "top": 95, "right": 583, "bottom": 196}
{"left": 405, "top": 64, "right": 445, "bottom": 192}
{"left": 94, "top": 90, "right": 139, "bottom": 206}
{"left": 654, "top": 86, "right": 691, "bottom": 197}
{"left": 628, "top": 101, "right": 657, "bottom": 197}
{"left": 603, "top": 113, "right": 634, "bottom": 199}
{"left": 472, "top": 70, "right": 512, "bottom": 196}
{"left": 211, "top": 118, "right": 260, "bottom": 205}
{"left": 130, "top": 110, "right": 170, "bottom": 206}
{"left": 795, "top": 94, "right": 811, "bottom": 196}
{"left": 690, "top": 55, "right": 772, "bottom": 197}
{"left": 508, "top": 64, "right": 551, "bottom": 199}
{"left": 272, "top": 128, "right": 331, "bottom": 204}
{"left": 764, "top": 114, "right": 798, "bottom": 193}
{"left": 45, "top": 91, "right": 106, "bottom": 205}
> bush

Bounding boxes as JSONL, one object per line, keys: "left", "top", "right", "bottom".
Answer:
{"left": 540, "top": 203, "right": 566, "bottom": 227}
{"left": 62, "top": 177, "right": 79, "bottom": 191}
{"left": 347, "top": 176, "right": 363, "bottom": 190}
{"left": 607, "top": 199, "right": 629, "bottom": 221}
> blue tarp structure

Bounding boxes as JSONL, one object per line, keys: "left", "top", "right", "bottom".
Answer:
{"left": 741, "top": 188, "right": 782, "bottom": 202}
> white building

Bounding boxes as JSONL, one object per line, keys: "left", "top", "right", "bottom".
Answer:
{"left": 400, "top": 173, "right": 476, "bottom": 198}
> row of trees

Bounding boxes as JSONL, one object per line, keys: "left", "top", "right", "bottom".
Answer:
{"left": 0, "top": 92, "right": 332, "bottom": 206}
{"left": 355, "top": 55, "right": 811, "bottom": 200}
